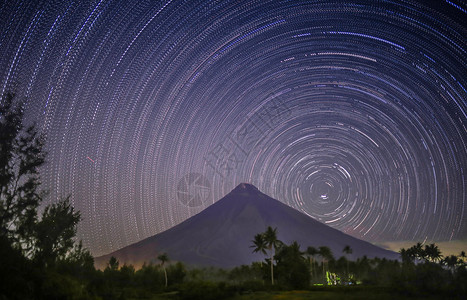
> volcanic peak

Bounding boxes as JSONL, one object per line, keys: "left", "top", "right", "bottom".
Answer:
{"left": 94, "top": 183, "right": 400, "bottom": 268}
{"left": 232, "top": 182, "right": 259, "bottom": 193}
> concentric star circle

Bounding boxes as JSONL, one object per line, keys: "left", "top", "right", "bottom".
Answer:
{"left": 1, "top": 0, "right": 465, "bottom": 255}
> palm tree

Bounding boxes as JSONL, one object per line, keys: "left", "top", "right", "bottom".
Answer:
{"left": 343, "top": 245, "right": 352, "bottom": 281}
{"left": 424, "top": 243, "right": 442, "bottom": 263}
{"left": 413, "top": 242, "right": 426, "bottom": 261}
{"left": 459, "top": 251, "right": 466, "bottom": 263}
{"left": 343, "top": 245, "right": 352, "bottom": 257}
{"left": 158, "top": 253, "right": 169, "bottom": 287}
{"left": 289, "top": 241, "right": 303, "bottom": 254}
{"left": 306, "top": 246, "right": 318, "bottom": 279}
{"left": 443, "top": 255, "right": 459, "bottom": 273}
{"left": 251, "top": 233, "right": 267, "bottom": 266}
{"left": 318, "top": 246, "right": 333, "bottom": 283}
{"left": 263, "top": 226, "right": 281, "bottom": 285}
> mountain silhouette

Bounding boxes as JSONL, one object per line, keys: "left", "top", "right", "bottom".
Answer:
{"left": 94, "top": 183, "right": 399, "bottom": 269}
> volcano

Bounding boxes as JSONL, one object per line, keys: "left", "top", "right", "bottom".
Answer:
{"left": 94, "top": 183, "right": 399, "bottom": 269}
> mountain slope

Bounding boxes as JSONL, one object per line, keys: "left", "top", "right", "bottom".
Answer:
{"left": 94, "top": 183, "right": 399, "bottom": 269}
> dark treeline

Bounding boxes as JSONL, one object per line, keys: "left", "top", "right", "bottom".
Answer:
{"left": 247, "top": 227, "right": 467, "bottom": 296}
{"left": 1, "top": 92, "right": 466, "bottom": 299}
{"left": 0, "top": 92, "right": 94, "bottom": 299}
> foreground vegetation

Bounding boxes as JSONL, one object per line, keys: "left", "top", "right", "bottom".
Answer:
{"left": 1, "top": 92, "right": 466, "bottom": 299}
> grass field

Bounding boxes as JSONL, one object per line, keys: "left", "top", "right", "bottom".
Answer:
{"left": 144, "top": 286, "right": 462, "bottom": 300}
{"left": 228, "top": 288, "right": 458, "bottom": 300}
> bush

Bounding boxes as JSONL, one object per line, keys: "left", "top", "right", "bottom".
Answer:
{"left": 40, "top": 270, "right": 90, "bottom": 300}
{"left": 178, "top": 281, "right": 234, "bottom": 300}
{"left": 0, "top": 235, "right": 37, "bottom": 299}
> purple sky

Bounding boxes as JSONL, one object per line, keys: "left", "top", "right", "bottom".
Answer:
{"left": 1, "top": 0, "right": 466, "bottom": 256}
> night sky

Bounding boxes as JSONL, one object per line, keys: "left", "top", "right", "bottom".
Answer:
{"left": 1, "top": 0, "right": 466, "bottom": 257}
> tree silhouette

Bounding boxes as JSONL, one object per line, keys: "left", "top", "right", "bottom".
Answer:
{"left": 263, "top": 226, "right": 281, "bottom": 285}
{"left": 443, "top": 255, "right": 459, "bottom": 273}
{"left": 459, "top": 251, "right": 466, "bottom": 264}
{"left": 0, "top": 93, "right": 46, "bottom": 255}
{"left": 108, "top": 256, "right": 119, "bottom": 271}
{"left": 251, "top": 233, "right": 267, "bottom": 266}
{"left": 318, "top": 246, "right": 333, "bottom": 283}
{"left": 424, "top": 243, "right": 442, "bottom": 263}
{"left": 343, "top": 245, "right": 353, "bottom": 281}
{"left": 158, "top": 252, "right": 169, "bottom": 287}
{"left": 275, "top": 241, "right": 310, "bottom": 288}
{"left": 413, "top": 242, "right": 426, "bottom": 261}
{"left": 34, "top": 196, "right": 81, "bottom": 266}
{"left": 0, "top": 92, "right": 95, "bottom": 298}
{"left": 306, "top": 246, "right": 318, "bottom": 279}
{"left": 343, "top": 245, "right": 352, "bottom": 256}
{"left": 399, "top": 248, "right": 414, "bottom": 264}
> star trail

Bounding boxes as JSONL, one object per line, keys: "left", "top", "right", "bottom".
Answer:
{"left": 1, "top": 0, "right": 466, "bottom": 256}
